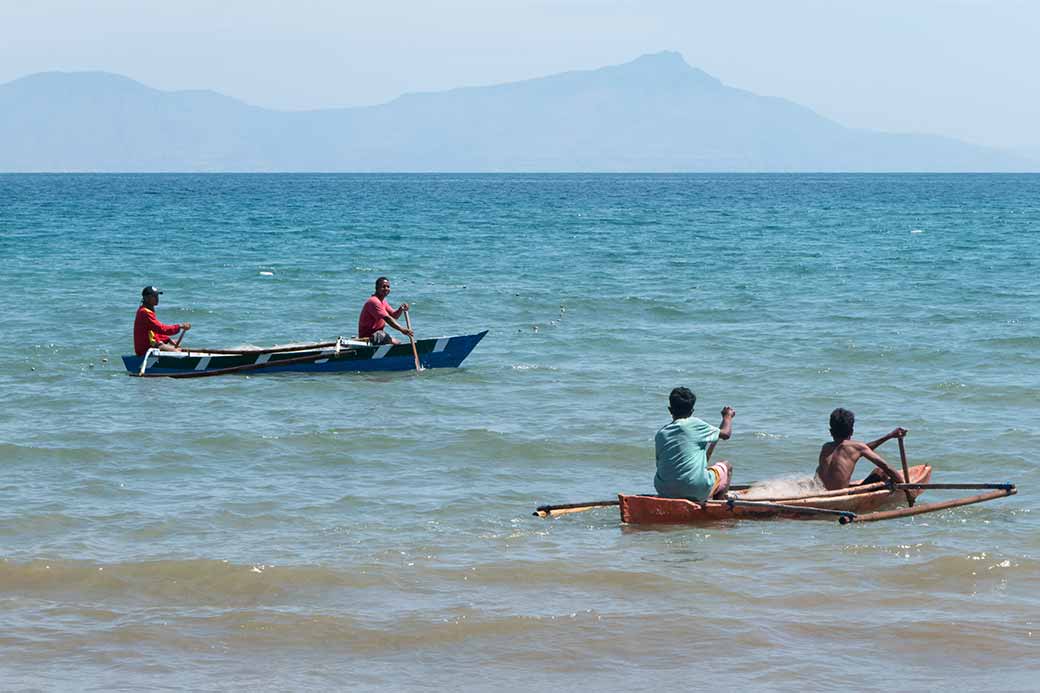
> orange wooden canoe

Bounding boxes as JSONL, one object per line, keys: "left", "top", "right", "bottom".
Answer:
{"left": 619, "top": 464, "right": 933, "bottom": 524}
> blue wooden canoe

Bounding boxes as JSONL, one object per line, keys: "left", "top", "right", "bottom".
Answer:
{"left": 122, "top": 331, "right": 488, "bottom": 377}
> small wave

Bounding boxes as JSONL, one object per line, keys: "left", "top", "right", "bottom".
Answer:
{"left": 872, "top": 552, "right": 1038, "bottom": 589}
{"left": 0, "top": 442, "right": 109, "bottom": 464}
{"left": 426, "top": 560, "right": 680, "bottom": 592}
{"left": 978, "top": 335, "right": 1040, "bottom": 349}
{"left": 0, "top": 558, "right": 386, "bottom": 603}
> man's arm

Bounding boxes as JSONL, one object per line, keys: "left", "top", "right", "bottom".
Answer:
{"left": 145, "top": 311, "right": 182, "bottom": 336}
{"left": 866, "top": 427, "right": 907, "bottom": 450}
{"left": 859, "top": 443, "right": 903, "bottom": 482}
{"left": 384, "top": 315, "right": 413, "bottom": 337}
{"left": 366, "top": 300, "right": 413, "bottom": 336}
{"left": 390, "top": 302, "right": 410, "bottom": 319}
{"left": 717, "top": 406, "right": 735, "bottom": 440}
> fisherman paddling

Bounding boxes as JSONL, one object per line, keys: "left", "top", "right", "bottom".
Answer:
{"left": 815, "top": 408, "right": 906, "bottom": 490}
{"left": 654, "top": 387, "right": 736, "bottom": 501}
{"left": 358, "top": 277, "right": 412, "bottom": 345}
{"left": 133, "top": 286, "right": 190, "bottom": 356}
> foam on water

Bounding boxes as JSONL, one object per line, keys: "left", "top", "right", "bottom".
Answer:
{"left": 739, "top": 474, "right": 824, "bottom": 500}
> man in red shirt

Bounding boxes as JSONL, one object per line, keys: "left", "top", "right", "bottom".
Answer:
{"left": 134, "top": 286, "right": 191, "bottom": 356}
{"left": 357, "top": 277, "right": 412, "bottom": 345}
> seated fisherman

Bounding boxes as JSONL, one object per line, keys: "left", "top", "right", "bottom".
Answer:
{"left": 815, "top": 407, "right": 907, "bottom": 490}
{"left": 134, "top": 286, "right": 190, "bottom": 356}
{"left": 358, "top": 276, "right": 412, "bottom": 345}
{"left": 654, "top": 387, "right": 736, "bottom": 501}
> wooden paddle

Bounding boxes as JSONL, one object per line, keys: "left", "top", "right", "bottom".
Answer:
{"left": 404, "top": 310, "right": 420, "bottom": 372}
{"left": 897, "top": 435, "right": 914, "bottom": 507}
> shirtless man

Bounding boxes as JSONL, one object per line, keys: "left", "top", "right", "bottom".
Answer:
{"left": 816, "top": 407, "right": 907, "bottom": 490}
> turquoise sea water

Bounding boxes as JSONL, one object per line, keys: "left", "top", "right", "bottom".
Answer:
{"left": 1, "top": 174, "right": 1038, "bottom": 690}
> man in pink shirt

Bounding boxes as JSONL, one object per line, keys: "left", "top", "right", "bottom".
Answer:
{"left": 357, "top": 276, "right": 412, "bottom": 345}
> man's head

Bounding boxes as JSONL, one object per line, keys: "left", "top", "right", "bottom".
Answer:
{"left": 668, "top": 387, "right": 696, "bottom": 419}
{"left": 141, "top": 285, "right": 162, "bottom": 307}
{"left": 829, "top": 408, "right": 855, "bottom": 440}
{"left": 374, "top": 276, "right": 391, "bottom": 299}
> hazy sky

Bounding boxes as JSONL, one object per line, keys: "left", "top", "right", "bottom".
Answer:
{"left": 2, "top": 0, "right": 1037, "bottom": 149}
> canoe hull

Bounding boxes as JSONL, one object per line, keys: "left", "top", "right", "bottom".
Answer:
{"left": 619, "top": 464, "right": 933, "bottom": 524}
{"left": 122, "top": 331, "right": 488, "bottom": 377}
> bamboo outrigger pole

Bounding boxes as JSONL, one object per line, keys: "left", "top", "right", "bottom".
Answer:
{"left": 891, "top": 483, "right": 1016, "bottom": 491}
{"left": 839, "top": 486, "right": 1017, "bottom": 524}
{"left": 722, "top": 498, "right": 855, "bottom": 520}
{"left": 534, "top": 485, "right": 755, "bottom": 517}
{"left": 534, "top": 500, "right": 619, "bottom": 517}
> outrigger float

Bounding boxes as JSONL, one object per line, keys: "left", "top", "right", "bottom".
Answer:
{"left": 535, "top": 442, "right": 1018, "bottom": 525}
{"left": 123, "top": 331, "right": 488, "bottom": 378}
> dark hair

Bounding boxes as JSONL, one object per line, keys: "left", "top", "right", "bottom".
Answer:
{"left": 829, "top": 408, "right": 855, "bottom": 440}
{"left": 668, "top": 387, "right": 696, "bottom": 418}
{"left": 375, "top": 276, "right": 390, "bottom": 290}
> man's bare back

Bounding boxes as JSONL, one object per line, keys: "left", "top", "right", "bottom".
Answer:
{"left": 816, "top": 439, "right": 903, "bottom": 490}
{"left": 816, "top": 408, "right": 907, "bottom": 490}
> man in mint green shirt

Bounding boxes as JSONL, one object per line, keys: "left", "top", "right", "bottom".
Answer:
{"left": 654, "top": 387, "right": 736, "bottom": 500}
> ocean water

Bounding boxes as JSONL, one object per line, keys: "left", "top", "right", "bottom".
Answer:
{"left": 1, "top": 174, "right": 1038, "bottom": 690}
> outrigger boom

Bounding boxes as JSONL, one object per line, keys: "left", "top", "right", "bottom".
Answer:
{"left": 839, "top": 486, "right": 1017, "bottom": 524}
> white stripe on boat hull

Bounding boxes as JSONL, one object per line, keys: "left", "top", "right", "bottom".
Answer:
{"left": 434, "top": 338, "right": 448, "bottom": 353}
{"left": 373, "top": 345, "right": 391, "bottom": 359}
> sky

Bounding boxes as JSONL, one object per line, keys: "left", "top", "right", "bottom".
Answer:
{"left": 2, "top": 0, "right": 1037, "bottom": 150}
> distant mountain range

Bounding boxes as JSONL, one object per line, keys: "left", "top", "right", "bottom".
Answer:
{"left": 0, "top": 51, "right": 1034, "bottom": 172}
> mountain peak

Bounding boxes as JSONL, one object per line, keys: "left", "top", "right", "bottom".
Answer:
{"left": 604, "top": 51, "right": 722, "bottom": 88}
{"left": 630, "top": 50, "right": 690, "bottom": 69}
{"left": 4, "top": 70, "right": 157, "bottom": 96}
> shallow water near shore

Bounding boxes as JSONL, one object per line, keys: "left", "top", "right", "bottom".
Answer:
{"left": 1, "top": 173, "right": 1038, "bottom": 690}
